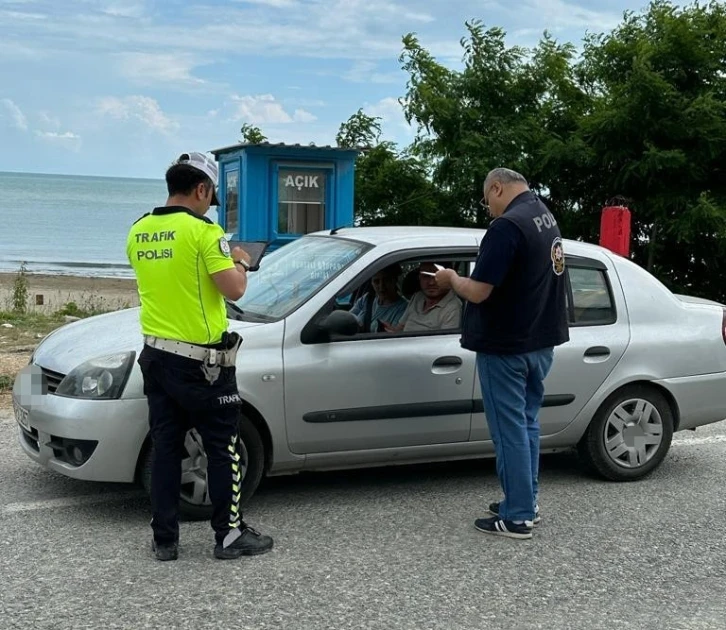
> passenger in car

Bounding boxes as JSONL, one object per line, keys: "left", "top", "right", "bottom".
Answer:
{"left": 381, "top": 262, "right": 462, "bottom": 332}
{"left": 350, "top": 263, "right": 409, "bottom": 332}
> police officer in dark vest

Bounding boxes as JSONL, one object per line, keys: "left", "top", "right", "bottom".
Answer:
{"left": 434, "top": 167, "right": 569, "bottom": 540}
{"left": 127, "top": 151, "right": 273, "bottom": 561}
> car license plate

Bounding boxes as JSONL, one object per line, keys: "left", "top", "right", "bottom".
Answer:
{"left": 13, "top": 400, "right": 30, "bottom": 432}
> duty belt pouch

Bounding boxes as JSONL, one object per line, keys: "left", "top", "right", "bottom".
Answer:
{"left": 201, "top": 349, "right": 221, "bottom": 385}
{"left": 220, "top": 331, "right": 243, "bottom": 367}
{"left": 200, "top": 332, "right": 244, "bottom": 383}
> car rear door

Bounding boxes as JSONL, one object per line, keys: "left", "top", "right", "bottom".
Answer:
{"left": 470, "top": 253, "right": 631, "bottom": 440}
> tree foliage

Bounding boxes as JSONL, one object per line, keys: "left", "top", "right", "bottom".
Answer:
{"left": 231, "top": 1, "right": 726, "bottom": 301}
{"left": 575, "top": 0, "right": 726, "bottom": 295}
{"left": 335, "top": 110, "right": 461, "bottom": 226}
{"left": 240, "top": 123, "right": 267, "bottom": 144}
{"left": 335, "top": 108, "right": 382, "bottom": 149}
{"left": 395, "top": 0, "right": 726, "bottom": 299}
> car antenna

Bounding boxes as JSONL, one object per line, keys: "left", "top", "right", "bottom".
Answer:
{"left": 330, "top": 222, "right": 356, "bottom": 235}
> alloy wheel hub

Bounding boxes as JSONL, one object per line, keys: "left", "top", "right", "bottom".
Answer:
{"left": 604, "top": 398, "right": 664, "bottom": 469}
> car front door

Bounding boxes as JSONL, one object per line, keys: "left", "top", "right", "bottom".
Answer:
{"left": 283, "top": 251, "right": 479, "bottom": 455}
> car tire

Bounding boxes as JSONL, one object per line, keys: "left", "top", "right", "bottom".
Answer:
{"left": 141, "top": 413, "right": 266, "bottom": 521}
{"left": 577, "top": 385, "right": 674, "bottom": 481}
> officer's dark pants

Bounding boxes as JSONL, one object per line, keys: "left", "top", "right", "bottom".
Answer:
{"left": 138, "top": 345, "right": 243, "bottom": 546}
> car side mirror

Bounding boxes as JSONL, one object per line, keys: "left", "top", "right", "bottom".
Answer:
{"left": 319, "top": 310, "right": 359, "bottom": 337}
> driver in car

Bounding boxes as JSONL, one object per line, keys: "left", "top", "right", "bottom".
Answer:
{"left": 381, "top": 262, "right": 462, "bottom": 333}
{"left": 350, "top": 263, "right": 409, "bottom": 332}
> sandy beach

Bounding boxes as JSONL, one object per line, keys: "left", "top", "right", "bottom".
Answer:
{"left": 0, "top": 272, "right": 139, "bottom": 315}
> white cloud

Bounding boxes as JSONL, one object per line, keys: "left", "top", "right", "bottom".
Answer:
{"left": 102, "top": 2, "right": 146, "bottom": 19}
{"left": 0, "top": 9, "right": 47, "bottom": 20}
{"left": 0, "top": 0, "right": 434, "bottom": 62}
{"left": 2, "top": 98, "right": 27, "bottom": 130}
{"left": 34, "top": 130, "right": 82, "bottom": 151}
{"left": 115, "top": 52, "right": 207, "bottom": 87}
{"left": 343, "top": 61, "right": 400, "bottom": 84}
{"left": 229, "top": 94, "right": 317, "bottom": 124}
{"left": 38, "top": 111, "right": 60, "bottom": 128}
{"left": 97, "top": 95, "right": 179, "bottom": 134}
{"left": 520, "top": 0, "right": 620, "bottom": 30}
{"left": 233, "top": 0, "right": 299, "bottom": 7}
{"left": 364, "top": 96, "right": 414, "bottom": 143}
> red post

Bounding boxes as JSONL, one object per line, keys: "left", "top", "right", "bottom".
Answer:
{"left": 599, "top": 205, "right": 631, "bottom": 257}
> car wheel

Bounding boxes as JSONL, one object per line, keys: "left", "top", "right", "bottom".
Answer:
{"left": 577, "top": 385, "right": 674, "bottom": 481}
{"left": 141, "top": 414, "right": 266, "bottom": 521}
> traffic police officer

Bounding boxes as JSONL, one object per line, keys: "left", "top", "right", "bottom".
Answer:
{"left": 126, "top": 151, "right": 273, "bottom": 561}
{"left": 435, "top": 167, "right": 569, "bottom": 540}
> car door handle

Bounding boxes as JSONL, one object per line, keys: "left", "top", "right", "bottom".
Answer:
{"left": 432, "top": 356, "right": 463, "bottom": 374}
{"left": 584, "top": 346, "right": 610, "bottom": 359}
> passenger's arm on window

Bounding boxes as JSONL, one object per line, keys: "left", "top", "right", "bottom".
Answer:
{"left": 381, "top": 302, "right": 410, "bottom": 332}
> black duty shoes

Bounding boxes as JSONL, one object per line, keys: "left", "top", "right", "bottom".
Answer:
{"left": 152, "top": 540, "right": 179, "bottom": 561}
{"left": 214, "top": 526, "right": 274, "bottom": 560}
{"left": 488, "top": 501, "right": 541, "bottom": 525}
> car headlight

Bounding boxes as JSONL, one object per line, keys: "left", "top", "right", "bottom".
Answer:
{"left": 55, "top": 352, "right": 136, "bottom": 400}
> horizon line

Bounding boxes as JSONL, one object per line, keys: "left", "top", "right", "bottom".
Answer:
{"left": 0, "top": 169, "right": 164, "bottom": 182}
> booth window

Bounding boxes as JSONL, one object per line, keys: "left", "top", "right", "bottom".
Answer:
{"left": 225, "top": 170, "right": 239, "bottom": 235}
{"left": 277, "top": 168, "right": 326, "bottom": 234}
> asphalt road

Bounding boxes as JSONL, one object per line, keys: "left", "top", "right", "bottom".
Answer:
{"left": 1, "top": 409, "right": 725, "bottom": 630}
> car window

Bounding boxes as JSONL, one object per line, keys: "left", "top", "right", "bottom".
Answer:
{"left": 568, "top": 266, "right": 616, "bottom": 325}
{"left": 337, "top": 255, "right": 475, "bottom": 337}
{"left": 236, "top": 235, "right": 370, "bottom": 320}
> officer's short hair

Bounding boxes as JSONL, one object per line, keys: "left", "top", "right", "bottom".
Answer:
{"left": 483, "top": 168, "right": 528, "bottom": 190}
{"left": 165, "top": 163, "right": 214, "bottom": 198}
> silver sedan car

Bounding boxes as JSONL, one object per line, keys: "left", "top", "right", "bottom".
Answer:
{"left": 12, "top": 227, "right": 726, "bottom": 519}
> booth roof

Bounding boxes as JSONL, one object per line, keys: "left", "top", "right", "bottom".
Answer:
{"left": 210, "top": 141, "right": 364, "bottom": 157}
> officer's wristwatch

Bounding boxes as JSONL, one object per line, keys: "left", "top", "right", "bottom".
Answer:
{"left": 235, "top": 259, "right": 250, "bottom": 271}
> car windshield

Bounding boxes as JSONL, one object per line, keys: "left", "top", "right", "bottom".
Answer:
{"left": 234, "top": 235, "right": 369, "bottom": 320}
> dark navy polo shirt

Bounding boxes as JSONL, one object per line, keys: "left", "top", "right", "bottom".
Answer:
{"left": 460, "top": 191, "right": 570, "bottom": 354}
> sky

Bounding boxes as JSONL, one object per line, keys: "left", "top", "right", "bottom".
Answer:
{"left": 0, "top": 0, "right": 682, "bottom": 179}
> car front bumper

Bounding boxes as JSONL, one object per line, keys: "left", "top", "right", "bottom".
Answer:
{"left": 12, "top": 392, "right": 149, "bottom": 483}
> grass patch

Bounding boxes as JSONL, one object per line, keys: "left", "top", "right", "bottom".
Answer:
{"left": 0, "top": 263, "right": 133, "bottom": 401}
{"left": 0, "top": 302, "right": 121, "bottom": 396}
{"left": 0, "top": 310, "right": 68, "bottom": 351}
{"left": 0, "top": 298, "right": 119, "bottom": 350}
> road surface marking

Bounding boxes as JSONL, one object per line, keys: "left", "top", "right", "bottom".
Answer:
{"left": 672, "top": 435, "right": 726, "bottom": 446}
{"left": 0, "top": 490, "right": 145, "bottom": 515}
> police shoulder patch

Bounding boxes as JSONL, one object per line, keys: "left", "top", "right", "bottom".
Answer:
{"left": 551, "top": 237, "right": 565, "bottom": 276}
{"left": 219, "top": 236, "right": 231, "bottom": 257}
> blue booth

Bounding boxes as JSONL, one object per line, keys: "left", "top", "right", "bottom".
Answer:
{"left": 210, "top": 142, "right": 359, "bottom": 251}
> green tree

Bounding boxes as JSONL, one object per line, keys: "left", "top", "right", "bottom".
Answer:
{"left": 335, "top": 108, "right": 382, "bottom": 149}
{"left": 336, "top": 110, "right": 458, "bottom": 226}
{"left": 574, "top": 0, "right": 726, "bottom": 298}
{"left": 396, "top": 1, "right": 726, "bottom": 300}
{"left": 240, "top": 123, "right": 267, "bottom": 144}
{"left": 398, "top": 21, "right": 591, "bottom": 229}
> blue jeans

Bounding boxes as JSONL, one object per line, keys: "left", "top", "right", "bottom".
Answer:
{"left": 476, "top": 348, "right": 555, "bottom": 522}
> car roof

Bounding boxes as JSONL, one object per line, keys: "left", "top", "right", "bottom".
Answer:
{"left": 309, "top": 225, "right": 614, "bottom": 260}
